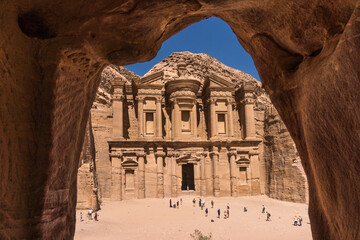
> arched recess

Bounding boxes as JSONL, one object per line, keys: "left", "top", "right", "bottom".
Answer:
{"left": 0, "top": 1, "right": 359, "bottom": 240}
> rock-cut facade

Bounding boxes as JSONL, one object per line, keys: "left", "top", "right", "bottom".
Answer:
{"left": 108, "top": 60, "right": 263, "bottom": 200}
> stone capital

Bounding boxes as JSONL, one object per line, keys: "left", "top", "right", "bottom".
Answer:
{"left": 227, "top": 150, "right": 237, "bottom": 157}
{"left": 136, "top": 96, "right": 145, "bottom": 102}
{"left": 136, "top": 151, "right": 146, "bottom": 158}
{"left": 208, "top": 98, "right": 217, "bottom": 104}
{"left": 109, "top": 150, "right": 123, "bottom": 158}
{"left": 249, "top": 150, "right": 259, "bottom": 156}
{"left": 209, "top": 151, "right": 219, "bottom": 158}
{"left": 155, "top": 151, "right": 166, "bottom": 158}
{"left": 113, "top": 95, "right": 125, "bottom": 101}
{"left": 196, "top": 152, "right": 207, "bottom": 158}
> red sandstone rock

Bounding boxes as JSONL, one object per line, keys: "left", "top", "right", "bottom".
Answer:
{"left": 0, "top": 1, "right": 359, "bottom": 239}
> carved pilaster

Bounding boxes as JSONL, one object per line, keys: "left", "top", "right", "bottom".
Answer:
{"left": 110, "top": 151, "right": 123, "bottom": 201}
{"left": 228, "top": 149, "right": 237, "bottom": 197}
{"left": 155, "top": 150, "right": 166, "bottom": 198}
{"left": 136, "top": 151, "right": 146, "bottom": 199}
{"left": 196, "top": 152, "right": 207, "bottom": 196}
{"left": 210, "top": 149, "right": 220, "bottom": 197}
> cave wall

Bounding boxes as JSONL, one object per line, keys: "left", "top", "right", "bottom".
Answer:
{"left": 1, "top": 1, "right": 359, "bottom": 239}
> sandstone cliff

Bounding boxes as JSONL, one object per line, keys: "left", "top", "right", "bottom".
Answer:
{"left": 78, "top": 52, "right": 308, "bottom": 207}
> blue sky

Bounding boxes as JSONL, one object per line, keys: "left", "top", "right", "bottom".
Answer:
{"left": 125, "top": 17, "right": 260, "bottom": 81}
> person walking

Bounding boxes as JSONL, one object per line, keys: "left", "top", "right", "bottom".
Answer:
{"left": 262, "top": 205, "right": 265, "bottom": 213}
{"left": 217, "top": 209, "right": 221, "bottom": 218}
{"left": 94, "top": 212, "right": 98, "bottom": 221}
{"left": 298, "top": 216, "right": 302, "bottom": 226}
{"left": 266, "top": 212, "right": 271, "bottom": 221}
{"left": 211, "top": 200, "right": 214, "bottom": 208}
{"left": 205, "top": 208, "right": 208, "bottom": 217}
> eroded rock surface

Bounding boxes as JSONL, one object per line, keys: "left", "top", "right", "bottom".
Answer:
{"left": 85, "top": 52, "right": 307, "bottom": 204}
{"left": 1, "top": 1, "right": 359, "bottom": 239}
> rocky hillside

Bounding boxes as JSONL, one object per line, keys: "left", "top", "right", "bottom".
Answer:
{"left": 78, "top": 51, "right": 308, "bottom": 208}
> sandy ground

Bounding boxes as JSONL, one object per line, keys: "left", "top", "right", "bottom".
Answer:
{"left": 75, "top": 195, "right": 312, "bottom": 240}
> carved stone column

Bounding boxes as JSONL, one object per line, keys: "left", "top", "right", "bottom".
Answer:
{"left": 249, "top": 150, "right": 261, "bottom": 194}
{"left": 244, "top": 97, "right": 256, "bottom": 140}
{"left": 169, "top": 152, "right": 179, "bottom": 197}
{"left": 155, "top": 149, "right": 165, "bottom": 198}
{"left": 210, "top": 148, "right": 220, "bottom": 197}
{"left": 110, "top": 151, "right": 123, "bottom": 200}
{"left": 209, "top": 98, "right": 216, "bottom": 139}
{"left": 227, "top": 99, "right": 234, "bottom": 137}
{"left": 191, "top": 99, "right": 197, "bottom": 138}
{"left": 137, "top": 96, "right": 144, "bottom": 138}
{"left": 112, "top": 78, "right": 126, "bottom": 138}
{"left": 156, "top": 96, "right": 162, "bottom": 138}
{"left": 173, "top": 100, "right": 180, "bottom": 139}
{"left": 137, "top": 151, "right": 146, "bottom": 199}
{"left": 197, "top": 152, "right": 207, "bottom": 196}
{"left": 228, "top": 149, "right": 237, "bottom": 197}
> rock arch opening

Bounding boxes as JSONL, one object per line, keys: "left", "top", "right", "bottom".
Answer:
{"left": 1, "top": 1, "right": 359, "bottom": 240}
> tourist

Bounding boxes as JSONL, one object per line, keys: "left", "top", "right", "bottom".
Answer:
{"left": 266, "top": 211, "right": 271, "bottom": 221}
{"left": 180, "top": 198, "right": 182, "bottom": 205}
{"left": 244, "top": 207, "right": 247, "bottom": 212}
{"left": 199, "top": 198, "right": 201, "bottom": 207}
{"left": 94, "top": 212, "right": 98, "bottom": 221}
{"left": 173, "top": 204, "right": 176, "bottom": 208}
{"left": 224, "top": 210, "right": 227, "bottom": 219}
{"left": 202, "top": 199, "right": 205, "bottom": 207}
{"left": 217, "top": 209, "right": 221, "bottom": 218}
{"left": 88, "top": 209, "right": 92, "bottom": 220}
{"left": 294, "top": 216, "right": 298, "bottom": 226}
{"left": 211, "top": 200, "right": 214, "bottom": 208}
{"left": 193, "top": 198, "right": 196, "bottom": 207}
{"left": 170, "top": 199, "right": 172, "bottom": 208}
{"left": 205, "top": 208, "right": 208, "bottom": 217}
{"left": 80, "top": 212, "right": 83, "bottom": 222}
{"left": 299, "top": 216, "right": 303, "bottom": 226}
{"left": 227, "top": 209, "right": 230, "bottom": 218}
{"left": 177, "top": 201, "right": 179, "bottom": 208}
{"left": 262, "top": 205, "right": 265, "bottom": 213}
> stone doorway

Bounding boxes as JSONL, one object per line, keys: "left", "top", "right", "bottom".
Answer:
{"left": 181, "top": 163, "right": 195, "bottom": 190}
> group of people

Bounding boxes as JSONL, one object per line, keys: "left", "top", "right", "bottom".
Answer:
{"left": 169, "top": 198, "right": 182, "bottom": 208}
{"left": 80, "top": 208, "right": 99, "bottom": 222}
{"left": 294, "top": 216, "right": 303, "bottom": 226}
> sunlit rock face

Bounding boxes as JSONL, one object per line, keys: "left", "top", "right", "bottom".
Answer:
{"left": 83, "top": 52, "right": 307, "bottom": 206}
{"left": 0, "top": 0, "right": 359, "bottom": 239}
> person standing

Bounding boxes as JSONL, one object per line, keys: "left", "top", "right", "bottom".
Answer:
{"left": 244, "top": 207, "right": 247, "bottom": 212}
{"left": 180, "top": 198, "right": 182, "bottom": 205}
{"left": 202, "top": 199, "right": 205, "bottom": 208}
{"left": 199, "top": 198, "right": 201, "bottom": 207}
{"left": 170, "top": 199, "right": 172, "bottom": 208}
{"left": 94, "top": 212, "right": 98, "bottom": 221}
{"left": 205, "top": 208, "right": 208, "bottom": 217}
{"left": 227, "top": 209, "right": 230, "bottom": 218}
{"left": 294, "top": 216, "right": 298, "bottom": 226}
{"left": 211, "top": 200, "right": 214, "bottom": 208}
{"left": 193, "top": 198, "right": 196, "bottom": 207}
{"left": 177, "top": 201, "right": 179, "bottom": 208}
{"left": 217, "top": 209, "right": 221, "bottom": 218}
{"left": 224, "top": 210, "right": 227, "bottom": 219}
{"left": 80, "top": 212, "right": 83, "bottom": 222}
{"left": 262, "top": 205, "right": 265, "bottom": 213}
{"left": 299, "top": 216, "right": 302, "bottom": 226}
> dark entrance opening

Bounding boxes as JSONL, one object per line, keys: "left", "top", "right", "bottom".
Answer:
{"left": 181, "top": 163, "right": 195, "bottom": 190}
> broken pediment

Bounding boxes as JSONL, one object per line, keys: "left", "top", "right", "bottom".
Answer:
{"left": 204, "top": 73, "right": 235, "bottom": 90}
{"left": 176, "top": 153, "right": 200, "bottom": 163}
{"left": 137, "top": 71, "right": 164, "bottom": 86}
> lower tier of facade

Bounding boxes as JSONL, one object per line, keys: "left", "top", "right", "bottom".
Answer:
{"left": 109, "top": 140, "right": 261, "bottom": 200}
